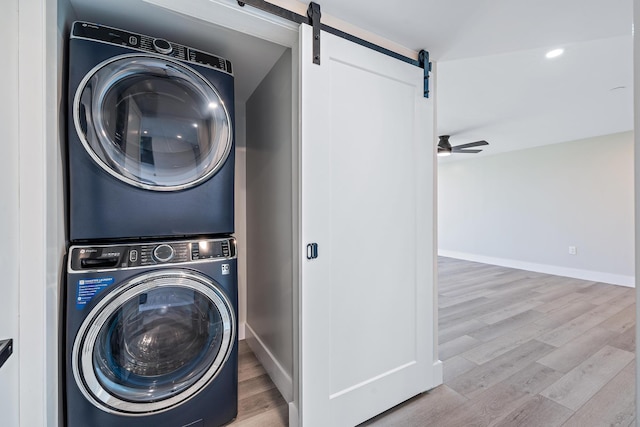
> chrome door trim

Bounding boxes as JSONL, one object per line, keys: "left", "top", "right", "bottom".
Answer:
{"left": 72, "top": 269, "right": 235, "bottom": 415}
{"left": 73, "top": 53, "right": 233, "bottom": 192}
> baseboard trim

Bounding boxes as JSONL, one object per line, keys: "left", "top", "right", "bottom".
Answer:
{"left": 438, "top": 250, "right": 635, "bottom": 288}
{"left": 245, "top": 323, "right": 293, "bottom": 402}
{"left": 288, "top": 402, "right": 299, "bottom": 427}
{"left": 431, "top": 360, "right": 443, "bottom": 389}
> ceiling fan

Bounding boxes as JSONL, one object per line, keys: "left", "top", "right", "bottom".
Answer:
{"left": 437, "top": 135, "right": 488, "bottom": 157}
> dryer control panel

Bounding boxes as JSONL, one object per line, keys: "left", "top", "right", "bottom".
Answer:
{"left": 71, "top": 21, "right": 233, "bottom": 74}
{"left": 69, "top": 237, "right": 236, "bottom": 272}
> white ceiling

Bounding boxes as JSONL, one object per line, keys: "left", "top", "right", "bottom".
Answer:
{"left": 68, "top": 0, "right": 633, "bottom": 159}
{"left": 304, "top": 0, "right": 632, "bottom": 60}
{"left": 437, "top": 35, "right": 633, "bottom": 158}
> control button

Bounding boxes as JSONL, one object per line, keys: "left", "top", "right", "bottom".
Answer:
{"left": 129, "top": 249, "right": 138, "bottom": 263}
{"left": 153, "top": 38, "right": 173, "bottom": 55}
{"left": 128, "top": 36, "right": 138, "bottom": 46}
{"left": 153, "top": 244, "right": 175, "bottom": 263}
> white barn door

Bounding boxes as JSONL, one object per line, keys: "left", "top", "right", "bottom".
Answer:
{"left": 299, "top": 24, "right": 442, "bottom": 427}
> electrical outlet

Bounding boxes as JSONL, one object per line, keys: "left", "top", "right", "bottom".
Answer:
{"left": 569, "top": 246, "right": 577, "bottom": 255}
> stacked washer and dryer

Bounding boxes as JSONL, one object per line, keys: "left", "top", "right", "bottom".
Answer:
{"left": 64, "top": 22, "right": 239, "bottom": 427}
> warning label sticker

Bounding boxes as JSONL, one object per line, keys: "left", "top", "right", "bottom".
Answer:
{"left": 76, "top": 277, "right": 114, "bottom": 309}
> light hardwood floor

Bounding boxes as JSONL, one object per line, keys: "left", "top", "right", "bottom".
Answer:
{"left": 225, "top": 340, "right": 289, "bottom": 426}
{"left": 232, "top": 257, "right": 636, "bottom": 426}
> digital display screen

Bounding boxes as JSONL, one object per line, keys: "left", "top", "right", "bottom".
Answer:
{"left": 189, "top": 49, "right": 227, "bottom": 72}
{"left": 198, "top": 241, "right": 222, "bottom": 258}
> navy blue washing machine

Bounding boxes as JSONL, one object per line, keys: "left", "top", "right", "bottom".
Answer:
{"left": 68, "top": 21, "right": 235, "bottom": 242}
{"left": 64, "top": 236, "right": 238, "bottom": 427}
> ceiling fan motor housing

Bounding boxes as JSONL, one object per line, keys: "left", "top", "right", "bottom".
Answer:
{"left": 438, "top": 135, "right": 452, "bottom": 151}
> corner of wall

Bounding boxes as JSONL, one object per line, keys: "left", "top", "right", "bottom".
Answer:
{"left": 245, "top": 324, "right": 294, "bottom": 402}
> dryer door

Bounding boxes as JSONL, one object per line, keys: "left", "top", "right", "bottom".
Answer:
{"left": 74, "top": 54, "right": 232, "bottom": 191}
{"left": 72, "top": 269, "right": 235, "bottom": 415}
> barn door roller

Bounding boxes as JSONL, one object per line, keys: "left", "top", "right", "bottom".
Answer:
{"left": 418, "top": 50, "right": 431, "bottom": 98}
{"left": 307, "top": 2, "right": 321, "bottom": 64}
{"left": 237, "top": 0, "right": 431, "bottom": 97}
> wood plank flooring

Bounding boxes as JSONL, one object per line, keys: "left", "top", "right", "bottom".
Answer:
{"left": 225, "top": 340, "right": 289, "bottom": 426}
{"left": 230, "top": 257, "right": 636, "bottom": 426}
{"left": 363, "top": 257, "right": 636, "bottom": 427}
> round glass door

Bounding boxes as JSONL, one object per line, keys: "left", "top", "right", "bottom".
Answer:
{"left": 74, "top": 54, "right": 232, "bottom": 191}
{"left": 72, "top": 270, "right": 235, "bottom": 415}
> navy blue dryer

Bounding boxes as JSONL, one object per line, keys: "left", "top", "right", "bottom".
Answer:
{"left": 68, "top": 22, "right": 235, "bottom": 242}
{"left": 65, "top": 236, "right": 238, "bottom": 427}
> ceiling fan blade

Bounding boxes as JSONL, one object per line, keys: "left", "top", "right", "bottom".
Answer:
{"left": 452, "top": 140, "right": 489, "bottom": 150}
{"left": 452, "top": 148, "right": 483, "bottom": 154}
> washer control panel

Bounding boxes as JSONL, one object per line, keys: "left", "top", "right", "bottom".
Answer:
{"left": 69, "top": 237, "right": 236, "bottom": 271}
{"left": 71, "top": 21, "right": 233, "bottom": 74}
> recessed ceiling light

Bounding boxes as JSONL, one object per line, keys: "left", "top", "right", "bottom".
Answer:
{"left": 545, "top": 48, "right": 564, "bottom": 59}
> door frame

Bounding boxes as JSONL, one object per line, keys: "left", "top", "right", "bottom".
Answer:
{"left": 634, "top": 0, "right": 640, "bottom": 418}
{"left": 0, "top": 0, "right": 20, "bottom": 425}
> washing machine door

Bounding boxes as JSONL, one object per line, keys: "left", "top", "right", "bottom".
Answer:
{"left": 74, "top": 54, "right": 232, "bottom": 191}
{"left": 72, "top": 269, "right": 235, "bottom": 415}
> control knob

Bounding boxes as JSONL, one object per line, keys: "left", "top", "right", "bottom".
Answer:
{"left": 152, "top": 38, "right": 173, "bottom": 55}
{"left": 153, "top": 244, "right": 175, "bottom": 263}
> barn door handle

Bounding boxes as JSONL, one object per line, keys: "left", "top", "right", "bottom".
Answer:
{"left": 306, "top": 243, "right": 319, "bottom": 260}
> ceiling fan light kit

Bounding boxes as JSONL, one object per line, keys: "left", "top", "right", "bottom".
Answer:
{"left": 437, "top": 135, "right": 488, "bottom": 156}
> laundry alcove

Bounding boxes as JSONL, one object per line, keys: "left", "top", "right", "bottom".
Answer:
{"left": 63, "top": 0, "right": 299, "bottom": 412}
{"left": 58, "top": 0, "right": 441, "bottom": 425}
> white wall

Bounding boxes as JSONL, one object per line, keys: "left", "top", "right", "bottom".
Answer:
{"left": 439, "top": 131, "right": 635, "bottom": 286}
{"left": 0, "top": 0, "right": 21, "bottom": 424}
{"left": 235, "top": 103, "right": 247, "bottom": 340}
{"left": 245, "top": 49, "right": 294, "bottom": 402}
